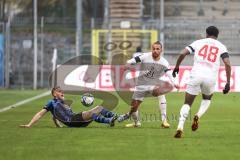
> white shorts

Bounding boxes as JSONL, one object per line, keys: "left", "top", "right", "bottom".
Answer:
{"left": 132, "top": 85, "right": 153, "bottom": 101}
{"left": 132, "top": 81, "right": 173, "bottom": 101}
{"left": 186, "top": 75, "right": 216, "bottom": 95}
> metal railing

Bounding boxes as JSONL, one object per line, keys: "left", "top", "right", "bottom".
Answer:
{"left": 4, "top": 16, "right": 240, "bottom": 88}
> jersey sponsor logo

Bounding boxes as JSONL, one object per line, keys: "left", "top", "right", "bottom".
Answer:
{"left": 145, "top": 66, "right": 155, "bottom": 78}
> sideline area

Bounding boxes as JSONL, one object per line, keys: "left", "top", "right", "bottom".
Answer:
{"left": 0, "top": 91, "right": 50, "bottom": 113}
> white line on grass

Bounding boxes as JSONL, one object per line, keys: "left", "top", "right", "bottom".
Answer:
{"left": 0, "top": 91, "right": 51, "bottom": 113}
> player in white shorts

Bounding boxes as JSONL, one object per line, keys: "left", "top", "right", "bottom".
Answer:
{"left": 117, "top": 41, "right": 179, "bottom": 127}
{"left": 126, "top": 46, "right": 172, "bottom": 128}
{"left": 172, "top": 26, "right": 231, "bottom": 138}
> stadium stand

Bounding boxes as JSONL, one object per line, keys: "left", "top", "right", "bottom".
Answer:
{"left": 5, "top": 0, "right": 240, "bottom": 88}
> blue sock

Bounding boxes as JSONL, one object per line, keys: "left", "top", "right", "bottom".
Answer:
{"left": 100, "top": 108, "right": 115, "bottom": 118}
{"left": 92, "top": 113, "right": 111, "bottom": 124}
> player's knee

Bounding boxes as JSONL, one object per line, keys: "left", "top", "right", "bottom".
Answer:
{"left": 183, "top": 99, "right": 193, "bottom": 106}
{"left": 202, "top": 94, "right": 213, "bottom": 100}
{"left": 90, "top": 105, "right": 103, "bottom": 115}
{"left": 131, "top": 100, "right": 141, "bottom": 107}
{"left": 95, "top": 105, "right": 104, "bottom": 110}
{"left": 152, "top": 87, "right": 161, "bottom": 97}
{"left": 183, "top": 100, "right": 192, "bottom": 106}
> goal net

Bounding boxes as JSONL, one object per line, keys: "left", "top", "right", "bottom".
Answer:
{"left": 92, "top": 29, "right": 158, "bottom": 64}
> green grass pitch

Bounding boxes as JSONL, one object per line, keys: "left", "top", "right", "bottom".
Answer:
{"left": 0, "top": 90, "right": 240, "bottom": 160}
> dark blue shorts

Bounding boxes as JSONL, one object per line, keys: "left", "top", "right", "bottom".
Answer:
{"left": 64, "top": 112, "right": 92, "bottom": 128}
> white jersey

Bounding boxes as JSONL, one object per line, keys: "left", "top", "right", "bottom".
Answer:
{"left": 132, "top": 52, "right": 143, "bottom": 58}
{"left": 186, "top": 38, "right": 228, "bottom": 79}
{"left": 135, "top": 52, "right": 170, "bottom": 85}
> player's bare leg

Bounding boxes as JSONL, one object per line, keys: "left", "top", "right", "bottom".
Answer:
{"left": 192, "top": 94, "right": 213, "bottom": 131}
{"left": 174, "top": 92, "right": 196, "bottom": 138}
{"left": 82, "top": 106, "right": 103, "bottom": 120}
{"left": 118, "top": 100, "right": 142, "bottom": 123}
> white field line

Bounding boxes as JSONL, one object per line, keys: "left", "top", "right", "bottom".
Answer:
{"left": 0, "top": 91, "right": 51, "bottom": 113}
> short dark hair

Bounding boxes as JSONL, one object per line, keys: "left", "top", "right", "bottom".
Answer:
{"left": 153, "top": 41, "right": 162, "bottom": 48}
{"left": 51, "top": 86, "right": 61, "bottom": 96}
{"left": 136, "top": 46, "right": 142, "bottom": 52}
{"left": 206, "top": 26, "right": 219, "bottom": 38}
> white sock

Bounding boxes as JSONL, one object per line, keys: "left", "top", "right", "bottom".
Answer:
{"left": 196, "top": 100, "right": 211, "bottom": 118}
{"left": 131, "top": 110, "right": 140, "bottom": 124}
{"left": 177, "top": 104, "right": 190, "bottom": 130}
{"left": 158, "top": 95, "right": 167, "bottom": 121}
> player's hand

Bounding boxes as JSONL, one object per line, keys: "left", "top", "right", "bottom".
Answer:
{"left": 223, "top": 83, "right": 230, "bottom": 94}
{"left": 19, "top": 124, "right": 31, "bottom": 128}
{"left": 172, "top": 68, "right": 179, "bottom": 78}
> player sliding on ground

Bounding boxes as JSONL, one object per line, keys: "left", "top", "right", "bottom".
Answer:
{"left": 172, "top": 26, "right": 231, "bottom": 138}
{"left": 20, "top": 86, "right": 118, "bottom": 128}
{"left": 118, "top": 41, "right": 179, "bottom": 128}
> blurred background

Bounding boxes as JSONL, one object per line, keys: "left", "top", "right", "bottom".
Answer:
{"left": 0, "top": 0, "right": 239, "bottom": 89}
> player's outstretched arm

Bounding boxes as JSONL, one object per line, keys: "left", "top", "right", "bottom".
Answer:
{"left": 20, "top": 109, "right": 48, "bottom": 128}
{"left": 173, "top": 49, "right": 190, "bottom": 77}
{"left": 222, "top": 57, "right": 231, "bottom": 94}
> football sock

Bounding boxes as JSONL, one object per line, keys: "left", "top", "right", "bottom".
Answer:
{"left": 100, "top": 108, "right": 115, "bottom": 118}
{"left": 131, "top": 110, "right": 140, "bottom": 124}
{"left": 196, "top": 100, "right": 211, "bottom": 118}
{"left": 92, "top": 113, "right": 111, "bottom": 124}
{"left": 118, "top": 113, "right": 130, "bottom": 122}
{"left": 177, "top": 104, "right": 190, "bottom": 130}
{"left": 158, "top": 95, "right": 167, "bottom": 121}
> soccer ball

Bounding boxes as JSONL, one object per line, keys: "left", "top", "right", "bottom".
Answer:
{"left": 81, "top": 93, "right": 94, "bottom": 107}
